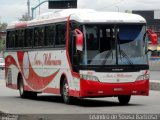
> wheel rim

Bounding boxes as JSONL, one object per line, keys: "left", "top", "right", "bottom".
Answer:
{"left": 63, "top": 82, "right": 69, "bottom": 102}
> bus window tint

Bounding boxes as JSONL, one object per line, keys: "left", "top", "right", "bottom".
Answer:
{"left": 45, "top": 25, "right": 55, "bottom": 46}
{"left": 55, "top": 23, "right": 66, "bottom": 46}
{"left": 7, "top": 31, "right": 15, "bottom": 48}
{"left": 34, "top": 27, "right": 44, "bottom": 47}
{"left": 15, "top": 30, "right": 24, "bottom": 48}
{"left": 25, "top": 29, "right": 33, "bottom": 47}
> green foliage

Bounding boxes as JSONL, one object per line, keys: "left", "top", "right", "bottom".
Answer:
{"left": 0, "top": 36, "right": 5, "bottom": 52}
{"left": 19, "top": 12, "right": 32, "bottom": 21}
{"left": 0, "top": 22, "right": 7, "bottom": 32}
{"left": 0, "top": 22, "right": 7, "bottom": 52}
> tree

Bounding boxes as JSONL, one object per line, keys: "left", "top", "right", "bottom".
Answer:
{"left": 0, "top": 22, "right": 7, "bottom": 53}
{"left": 0, "top": 37, "right": 5, "bottom": 53}
{"left": 0, "top": 22, "right": 7, "bottom": 32}
{"left": 19, "top": 12, "right": 32, "bottom": 21}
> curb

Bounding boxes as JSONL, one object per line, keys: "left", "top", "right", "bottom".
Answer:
{"left": 150, "top": 80, "right": 160, "bottom": 91}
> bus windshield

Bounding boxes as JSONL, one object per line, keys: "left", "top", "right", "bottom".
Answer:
{"left": 80, "top": 24, "right": 148, "bottom": 66}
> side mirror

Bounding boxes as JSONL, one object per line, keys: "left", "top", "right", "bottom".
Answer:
{"left": 147, "top": 29, "right": 158, "bottom": 45}
{"left": 150, "top": 34, "right": 158, "bottom": 45}
{"left": 74, "top": 29, "right": 83, "bottom": 52}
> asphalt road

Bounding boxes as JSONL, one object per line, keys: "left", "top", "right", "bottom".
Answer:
{"left": 0, "top": 69, "right": 4, "bottom": 80}
{"left": 150, "top": 71, "right": 160, "bottom": 80}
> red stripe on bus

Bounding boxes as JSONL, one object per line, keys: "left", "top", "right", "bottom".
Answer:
{"left": 17, "top": 51, "right": 60, "bottom": 91}
{"left": 5, "top": 55, "right": 18, "bottom": 79}
{"left": 43, "top": 88, "right": 60, "bottom": 94}
{"left": 66, "top": 16, "right": 80, "bottom": 79}
{"left": 69, "top": 90, "right": 80, "bottom": 97}
{"left": 15, "top": 22, "right": 27, "bottom": 28}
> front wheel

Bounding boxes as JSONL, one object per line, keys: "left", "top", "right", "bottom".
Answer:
{"left": 62, "top": 79, "right": 73, "bottom": 104}
{"left": 118, "top": 95, "right": 131, "bottom": 105}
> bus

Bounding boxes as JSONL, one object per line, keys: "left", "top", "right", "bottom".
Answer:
{"left": 5, "top": 9, "right": 149, "bottom": 104}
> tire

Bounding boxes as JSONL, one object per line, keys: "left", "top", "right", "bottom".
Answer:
{"left": 18, "top": 75, "right": 37, "bottom": 99}
{"left": 18, "top": 75, "right": 28, "bottom": 98}
{"left": 61, "top": 79, "right": 72, "bottom": 104}
{"left": 118, "top": 95, "right": 131, "bottom": 105}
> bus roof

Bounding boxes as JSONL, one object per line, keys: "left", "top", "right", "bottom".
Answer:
{"left": 7, "top": 9, "right": 146, "bottom": 29}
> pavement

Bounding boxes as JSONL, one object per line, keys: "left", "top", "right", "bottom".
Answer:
{"left": 150, "top": 80, "right": 160, "bottom": 91}
{"left": 149, "top": 70, "right": 160, "bottom": 91}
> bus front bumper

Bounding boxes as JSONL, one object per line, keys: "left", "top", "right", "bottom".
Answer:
{"left": 79, "top": 79, "right": 149, "bottom": 97}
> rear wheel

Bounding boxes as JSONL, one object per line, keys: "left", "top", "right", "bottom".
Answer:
{"left": 118, "top": 95, "right": 131, "bottom": 105}
{"left": 18, "top": 76, "right": 28, "bottom": 98}
{"left": 18, "top": 75, "right": 37, "bottom": 98}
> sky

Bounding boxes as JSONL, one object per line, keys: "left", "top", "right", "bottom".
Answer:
{"left": 0, "top": 0, "right": 160, "bottom": 23}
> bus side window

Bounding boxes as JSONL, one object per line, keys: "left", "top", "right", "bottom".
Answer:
{"left": 6, "top": 31, "right": 10, "bottom": 49}
{"left": 15, "top": 30, "right": 24, "bottom": 48}
{"left": 7, "top": 31, "right": 15, "bottom": 48}
{"left": 55, "top": 23, "right": 66, "bottom": 46}
{"left": 34, "top": 27, "right": 44, "bottom": 47}
{"left": 45, "top": 25, "right": 55, "bottom": 47}
{"left": 25, "top": 28, "right": 33, "bottom": 48}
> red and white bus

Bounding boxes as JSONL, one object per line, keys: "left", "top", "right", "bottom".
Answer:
{"left": 5, "top": 9, "right": 149, "bottom": 104}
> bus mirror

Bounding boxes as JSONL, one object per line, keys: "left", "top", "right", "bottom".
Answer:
{"left": 150, "top": 34, "right": 158, "bottom": 45}
{"left": 147, "top": 29, "right": 158, "bottom": 46}
{"left": 74, "top": 29, "right": 83, "bottom": 52}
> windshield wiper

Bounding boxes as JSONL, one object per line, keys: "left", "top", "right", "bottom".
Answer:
{"left": 117, "top": 36, "right": 133, "bottom": 65}
{"left": 119, "top": 49, "right": 133, "bottom": 65}
{"left": 101, "top": 50, "right": 113, "bottom": 65}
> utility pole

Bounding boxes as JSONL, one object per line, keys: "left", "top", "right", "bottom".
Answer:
{"left": 31, "top": 0, "right": 48, "bottom": 19}
{"left": 115, "top": 6, "right": 119, "bottom": 12}
{"left": 27, "top": 0, "right": 30, "bottom": 20}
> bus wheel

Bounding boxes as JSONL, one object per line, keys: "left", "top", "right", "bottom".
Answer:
{"left": 18, "top": 76, "right": 28, "bottom": 98}
{"left": 62, "top": 79, "right": 72, "bottom": 104}
{"left": 118, "top": 95, "right": 131, "bottom": 105}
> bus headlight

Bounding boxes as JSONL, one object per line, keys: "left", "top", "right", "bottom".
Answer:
{"left": 136, "top": 74, "right": 150, "bottom": 81}
{"left": 80, "top": 75, "right": 99, "bottom": 82}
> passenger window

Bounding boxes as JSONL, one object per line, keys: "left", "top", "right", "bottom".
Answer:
{"left": 45, "top": 25, "right": 55, "bottom": 46}
{"left": 15, "top": 30, "right": 24, "bottom": 47}
{"left": 7, "top": 31, "right": 15, "bottom": 48}
{"left": 34, "top": 27, "right": 44, "bottom": 47}
{"left": 55, "top": 23, "right": 66, "bottom": 46}
{"left": 25, "top": 29, "right": 33, "bottom": 47}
